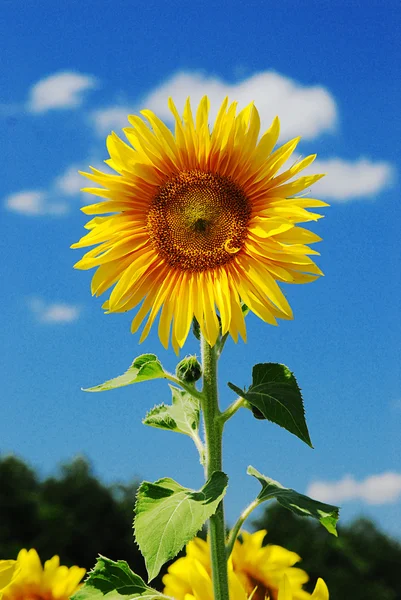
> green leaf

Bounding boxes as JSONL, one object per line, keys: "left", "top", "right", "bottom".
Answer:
{"left": 134, "top": 471, "right": 228, "bottom": 581}
{"left": 71, "top": 555, "right": 170, "bottom": 600}
{"left": 83, "top": 354, "right": 166, "bottom": 392}
{"left": 228, "top": 362, "right": 312, "bottom": 447}
{"left": 248, "top": 465, "right": 339, "bottom": 536}
{"left": 143, "top": 385, "right": 200, "bottom": 437}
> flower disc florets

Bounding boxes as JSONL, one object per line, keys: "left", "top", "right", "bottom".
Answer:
{"left": 148, "top": 170, "right": 251, "bottom": 271}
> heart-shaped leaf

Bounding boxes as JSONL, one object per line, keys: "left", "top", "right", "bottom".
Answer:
{"left": 228, "top": 363, "right": 312, "bottom": 447}
{"left": 134, "top": 471, "right": 228, "bottom": 580}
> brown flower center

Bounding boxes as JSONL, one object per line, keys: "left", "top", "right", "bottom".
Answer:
{"left": 147, "top": 170, "right": 251, "bottom": 271}
{"left": 248, "top": 580, "right": 277, "bottom": 600}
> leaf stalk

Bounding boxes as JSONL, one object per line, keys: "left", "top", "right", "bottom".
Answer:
{"left": 225, "top": 499, "right": 261, "bottom": 559}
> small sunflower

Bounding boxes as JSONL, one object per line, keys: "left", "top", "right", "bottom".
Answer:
{"left": 163, "top": 531, "right": 324, "bottom": 600}
{"left": 72, "top": 97, "right": 327, "bottom": 351}
{"left": 231, "top": 530, "right": 309, "bottom": 600}
{"left": 163, "top": 532, "right": 328, "bottom": 600}
{"left": 0, "top": 548, "right": 85, "bottom": 600}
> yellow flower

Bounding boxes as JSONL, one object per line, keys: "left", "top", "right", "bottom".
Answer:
{"left": 231, "top": 530, "right": 309, "bottom": 600}
{"left": 0, "top": 561, "right": 19, "bottom": 598}
{"left": 279, "top": 576, "right": 329, "bottom": 600}
{"left": 163, "top": 531, "right": 327, "bottom": 600}
{"left": 72, "top": 97, "right": 327, "bottom": 352}
{"left": 0, "top": 548, "right": 85, "bottom": 600}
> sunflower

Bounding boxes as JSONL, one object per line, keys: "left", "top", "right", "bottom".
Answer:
{"left": 72, "top": 97, "right": 327, "bottom": 351}
{"left": 163, "top": 531, "right": 326, "bottom": 600}
{"left": 0, "top": 548, "right": 85, "bottom": 600}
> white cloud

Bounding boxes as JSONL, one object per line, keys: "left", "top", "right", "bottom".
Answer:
{"left": 4, "top": 159, "right": 113, "bottom": 217}
{"left": 308, "top": 157, "right": 394, "bottom": 201}
{"left": 28, "top": 71, "right": 97, "bottom": 113}
{"left": 54, "top": 165, "right": 85, "bottom": 196}
{"left": 307, "top": 472, "right": 401, "bottom": 505}
{"left": 140, "top": 71, "right": 338, "bottom": 141}
{"left": 28, "top": 298, "right": 81, "bottom": 324}
{"left": 91, "top": 105, "right": 134, "bottom": 135}
{"left": 4, "top": 190, "right": 68, "bottom": 216}
{"left": 54, "top": 160, "right": 115, "bottom": 196}
{"left": 91, "top": 70, "right": 337, "bottom": 138}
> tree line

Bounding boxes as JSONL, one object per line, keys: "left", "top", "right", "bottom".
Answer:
{"left": 1, "top": 455, "right": 400, "bottom": 599}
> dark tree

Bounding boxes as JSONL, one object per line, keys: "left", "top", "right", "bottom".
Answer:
{"left": 0, "top": 456, "right": 147, "bottom": 582}
{"left": 252, "top": 502, "right": 401, "bottom": 600}
{"left": 0, "top": 456, "right": 41, "bottom": 557}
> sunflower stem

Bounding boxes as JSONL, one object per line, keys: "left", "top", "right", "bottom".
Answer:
{"left": 201, "top": 335, "right": 230, "bottom": 600}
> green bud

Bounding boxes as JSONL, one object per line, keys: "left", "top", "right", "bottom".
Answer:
{"left": 176, "top": 355, "right": 202, "bottom": 383}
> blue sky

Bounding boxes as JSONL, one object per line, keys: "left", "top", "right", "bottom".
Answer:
{"left": 1, "top": 0, "right": 401, "bottom": 542}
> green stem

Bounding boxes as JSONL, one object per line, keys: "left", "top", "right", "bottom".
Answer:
{"left": 225, "top": 499, "right": 260, "bottom": 559}
{"left": 201, "top": 336, "right": 230, "bottom": 600}
{"left": 164, "top": 373, "right": 204, "bottom": 402}
{"left": 219, "top": 397, "right": 246, "bottom": 425}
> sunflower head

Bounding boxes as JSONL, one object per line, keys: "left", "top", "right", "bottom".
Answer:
{"left": 162, "top": 531, "right": 325, "bottom": 600}
{"left": 72, "top": 97, "right": 327, "bottom": 352}
{"left": 0, "top": 549, "right": 85, "bottom": 600}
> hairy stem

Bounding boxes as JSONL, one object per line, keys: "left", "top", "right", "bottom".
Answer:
{"left": 219, "top": 397, "right": 246, "bottom": 425}
{"left": 164, "top": 373, "right": 204, "bottom": 402}
{"left": 201, "top": 336, "right": 230, "bottom": 600}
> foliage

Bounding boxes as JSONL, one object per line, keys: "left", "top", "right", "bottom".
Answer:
{"left": 228, "top": 363, "right": 312, "bottom": 447}
{"left": 72, "top": 556, "right": 169, "bottom": 600}
{"left": 1, "top": 456, "right": 401, "bottom": 599}
{"left": 134, "top": 472, "right": 228, "bottom": 580}
{"left": 247, "top": 466, "right": 339, "bottom": 535}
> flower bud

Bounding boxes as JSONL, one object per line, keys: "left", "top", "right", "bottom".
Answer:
{"left": 176, "top": 355, "right": 202, "bottom": 383}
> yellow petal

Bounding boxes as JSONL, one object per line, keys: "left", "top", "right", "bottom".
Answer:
{"left": 278, "top": 575, "right": 293, "bottom": 600}
{"left": 312, "top": 578, "right": 329, "bottom": 599}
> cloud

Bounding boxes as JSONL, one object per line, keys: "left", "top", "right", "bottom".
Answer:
{"left": 142, "top": 71, "right": 338, "bottom": 141}
{"left": 4, "top": 191, "right": 68, "bottom": 216}
{"left": 307, "top": 157, "right": 394, "bottom": 201}
{"left": 91, "top": 70, "right": 337, "bottom": 139}
{"left": 91, "top": 105, "right": 134, "bottom": 136}
{"left": 54, "top": 165, "right": 85, "bottom": 196}
{"left": 4, "top": 160, "right": 113, "bottom": 217}
{"left": 54, "top": 160, "right": 115, "bottom": 196}
{"left": 307, "top": 472, "right": 401, "bottom": 505}
{"left": 28, "top": 71, "right": 97, "bottom": 113}
{"left": 28, "top": 297, "right": 81, "bottom": 324}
